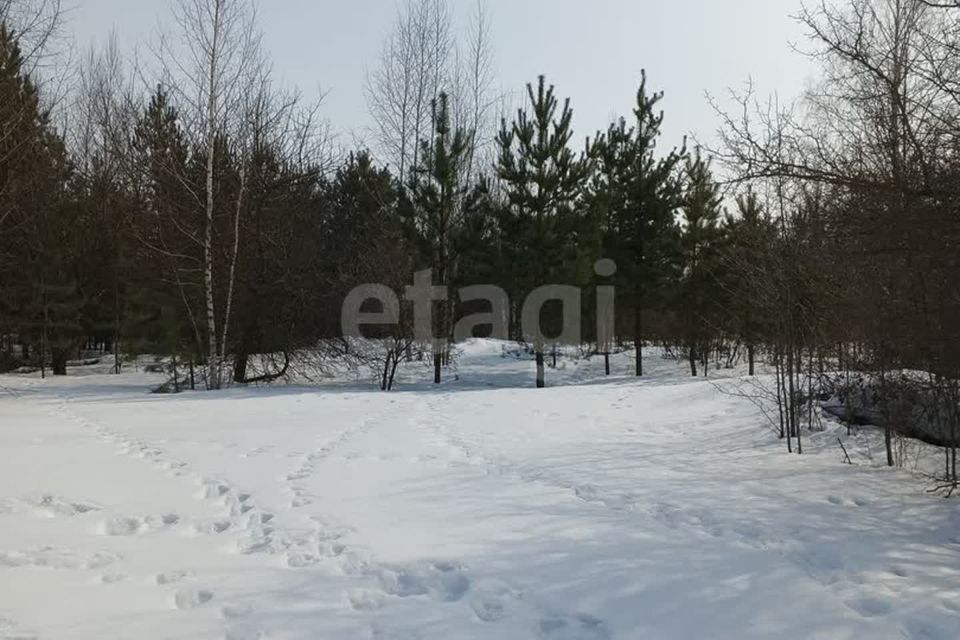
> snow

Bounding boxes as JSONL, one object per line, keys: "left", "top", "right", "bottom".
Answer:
{"left": 1, "top": 342, "right": 959, "bottom": 640}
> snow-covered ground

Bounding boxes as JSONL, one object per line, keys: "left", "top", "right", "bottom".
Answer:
{"left": 1, "top": 341, "right": 958, "bottom": 640}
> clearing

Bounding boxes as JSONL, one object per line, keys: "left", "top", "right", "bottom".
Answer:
{"left": 0, "top": 341, "right": 958, "bottom": 639}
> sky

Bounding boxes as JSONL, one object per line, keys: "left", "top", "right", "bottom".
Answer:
{"left": 66, "top": 0, "right": 818, "bottom": 155}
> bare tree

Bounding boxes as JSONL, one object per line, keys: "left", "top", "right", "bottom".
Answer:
{"left": 366, "top": 0, "right": 460, "bottom": 185}
{"left": 161, "top": 0, "right": 262, "bottom": 389}
{"left": 457, "top": 0, "right": 497, "bottom": 184}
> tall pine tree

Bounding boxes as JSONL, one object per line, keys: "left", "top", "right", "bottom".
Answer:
{"left": 496, "top": 76, "right": 589, "bottom": 388}
{"left": 407, "top": 92, "right": 474, "bottom": 384}
{"left": 678, "top": 149, "right": 724, "bottom": 377}
{"left": 589, "top": 71, "right": 685, "bottom": 376}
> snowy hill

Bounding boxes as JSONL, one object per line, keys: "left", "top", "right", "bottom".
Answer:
{"left": 0, "top": 342, "right": 958, "bottom": 640}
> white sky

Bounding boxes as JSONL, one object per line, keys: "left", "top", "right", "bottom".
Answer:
{"left": 67, "top": 0, "right": 817, "bottom": 154}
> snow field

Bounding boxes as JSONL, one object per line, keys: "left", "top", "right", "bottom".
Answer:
{"left": 0, "top": 343, "right": 958, "bottom": 639}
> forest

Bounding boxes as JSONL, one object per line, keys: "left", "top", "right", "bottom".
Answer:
{"left": 2, "top": 0, "right": 960, "bottom": 491}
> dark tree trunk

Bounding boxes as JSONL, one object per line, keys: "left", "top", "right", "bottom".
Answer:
{"left": 388, "top": 351, "right": 401, "bottom": 391}
{"left": 433, "top": 352, "right": 442, "bottom": 384}
{"left": 51, "top": 349, "right": 68, "bottom": 376}
{"left": 113, "top": 286, "right": 121, "bottom": 374}
{"left": 604, "top": 352, "right": 610, "bottom": 376}
{"left": 634, "top": 303, "right": 643, "bottom": 377}
{"left": 787, "top": 346, "right": 801, "bottom": 454}
{"left": 689, "top": 344, "right": 698, "bottom": 377}
{"left": 535, "top": 351, "right": 545, "bottom": 388}
{"left": 885, "top": 425, "right": 894, "bottom": 467}
{"left": 381, "top": 352, "right": 393, "bottom": 391}
{"left": 233, "top": 352, "right": 248, "bottom": 384}
{"left": 748, "top": 343, "right": 755, "bottom": 376}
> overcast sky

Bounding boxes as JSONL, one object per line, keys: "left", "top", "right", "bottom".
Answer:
{"left": 67, "top": 0, "right": 817, "bottom": 153}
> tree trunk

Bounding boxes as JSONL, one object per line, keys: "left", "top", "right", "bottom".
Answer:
{"left": 233, "top": 351, "right": 248, "bottom": 384}
{"left": 885, "top": 425, "right": 894, "bottom": 467}
{"left": 634, "top": 303, "right": 643, "bottom": 377}
{"left": 51, "top": 348, "right": 67, "bottom": 376}
{"left": 388, "top": 351, "right": 401, "bottom": 391}
{"left": 113, "top": 285, "right": 122, "bottom": 374}
{"left": 535, "top": 350, "right": 545, "bottom": 388}
{"left": 203, "top": 0, "right": 224, "bottom": 391}
{"left": 381, "top": 352, "right": 392, "bottom": 391}
{"left": 747, "top": 343, "right": 755, "bottom": 376}
{"left": 220, "top": 164, "right": 246, "bottom": 375}
{"left": 433, "top": 351, "right": 442, "bottom": 384}
{"left": 604, "top": 352, "right": 610, "bottom": 376}
{"left": 689, "top": 344, "right": 698, "bottom": 377}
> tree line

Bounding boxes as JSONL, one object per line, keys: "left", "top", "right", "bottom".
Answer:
{"left": 2, "top": 0, "right": 960, "bottom": 488}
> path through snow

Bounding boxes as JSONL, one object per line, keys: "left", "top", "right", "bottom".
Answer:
{"left": 1, "top": 343, "right": 959, "bottom": 639}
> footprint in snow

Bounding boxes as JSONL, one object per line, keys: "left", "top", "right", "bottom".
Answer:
{"left": 99, "top": 572, "right": 129, "bottom": 584}
{"left": 902, "top": 617, "right": 954, "bottom": 640}
{"left": 844, "top": 595, "right": 893, "bottom": 617}
{"left": 0, "top": 546, "right": 119, "bottom": 570}
{"left": 174, "top": 587, "right": 215, "bottom": 610}
{"left": 942, "top": 598, "right": 960, "bottom": 613}
{"left": 224, "top": 626, "right": 269, "bottom": 640}
{"left": 468, "top": 580, "right": 523, "bottom": 623}
{"left": 537, "top": 614, "right": 611, "bottom": 640}
{"left": 99, "top": 513, "right": 179, "bottom": 536}
{"left": 192, "top": 519, "right": 233, "bottom": 535}
{"left": 197, "top": 480, "right": 232, "bottom": 501}
{"left": 221, "top": 603, "right": 255, "bottom": 619}
{"left": 156, "top": 570, "right": 194, "bottom": 585}
{"left": 377, "top": 561, "right": 471, "bottom": 602}
{"left": 347, "top": 589, "right": 386, "bottom": 611}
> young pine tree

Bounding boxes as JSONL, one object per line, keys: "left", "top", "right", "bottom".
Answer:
{"left": 678, "top": 150, "right": 724, "bottom": 377}
{"left": 496, "top": 76, "right": 590, "bottom": 388}
{"left": 407, "top": 92, "right": 475, "bottom": 384}
{"left": 589, "top": 71, "right": 685, "bottom": 376}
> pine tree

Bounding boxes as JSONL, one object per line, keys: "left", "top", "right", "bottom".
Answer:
{"left": 496, "top": 75, "right": 590, "bottom": 388}
{"left": 0, "top": 23, "right": 75, "bottom": 374}
{"left": 722, "top": 188, "right": 773, "bottom": 375}
{"left": 589, "top": 71, "right": 685, "bottom": 376}
{"left": 132, "top": 86, "right": 203, "bottom": 360}
{"left": 407, "top": 92, "right": 474, "bottom": 384}
{"left": 678, "top": 149, "right": 724, "bottom": 377}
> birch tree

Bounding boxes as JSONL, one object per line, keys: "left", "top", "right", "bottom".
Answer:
{"left": 162, "top": 0, "right": 262, "bottom": 389}
{"left": 367, "top": 0, "right": 496, "bottom": 186}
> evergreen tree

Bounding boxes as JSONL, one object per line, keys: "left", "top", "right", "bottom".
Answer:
{"left": 589, "top": 71, "right": 685, "bottom": 376}
{"left": 132, "top": 86, "right": 202, "bottom": 359}
{"left": 678, "top": 150, "right": 725, "bottom": 377}
{"left": 407, "top": 92, "right": 474, "bottom": 384}
{"left": 721, "top": 188, "right": 773, "bottom": 375}
{"left": 496, "top": 75, "right": 590, "bottom": 388}
{"left": 0, "top": 23, "right": 75, "bottom": 374}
